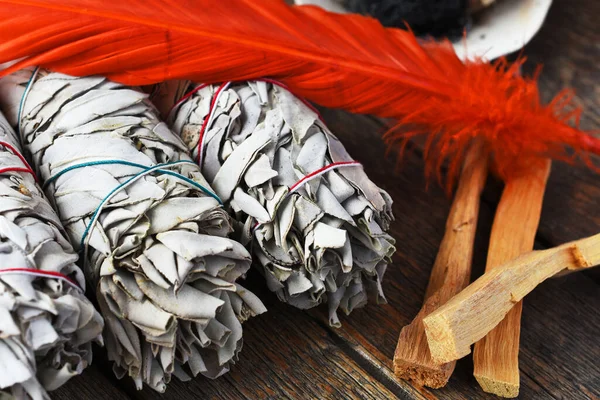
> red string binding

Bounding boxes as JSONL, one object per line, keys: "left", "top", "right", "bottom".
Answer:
{"left": 0, "top": 140, "right": 37, "bottom": 182}
{"left": 289, "top": 161, "right": 362, "bottom": 193}
{"left": 0, "top": 267, "right": 82, "bottom": 292}
{"left": 167, "top": 83, "right": 210, "bottom": 119}
{"left": 0, "top": 145, "right": 74, "bottom": 290}
{"left": 170, "top": 79, "right": 324, "bottom": 166}
{"left": 196, "top": 82, "right": 230, "bottom": 165}
{"left": 252, "top": 161, "right": 362, "bottom": 232}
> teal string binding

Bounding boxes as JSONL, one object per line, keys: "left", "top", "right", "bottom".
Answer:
{"left": 43, "top": 159, "right": 222, "bottom": 256}
{"left": 17, "top": 66, "right": 40, "bottom": 140}
{"left": 44, "top": 159, "right": 220, "bottom": 202}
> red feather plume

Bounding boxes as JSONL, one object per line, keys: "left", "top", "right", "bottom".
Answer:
{"left": 0, "top": 0, "right": 597, "bottom": 187}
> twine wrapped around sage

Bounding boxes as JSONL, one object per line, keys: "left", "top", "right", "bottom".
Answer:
{"left": 0, "top": 69, "right": 266, "bottom": 392}
{"left": 166, "top": 80, "right": 395, "bottom": 326}
{"left": 0, "top": 111, "right": 103, "bottom": 400}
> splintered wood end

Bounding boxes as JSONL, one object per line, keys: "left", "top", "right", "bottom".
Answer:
{"left": 569, "top": 244, "right": 593, "bottom": 269}
{"left": 394, "top": 358, "right": 455, "bottom": 389}
{"left": 475, "top": 374, "right": 520, "bottom": 398}
{"left": 393, "top": 291, "right": 457, "bottom": 388}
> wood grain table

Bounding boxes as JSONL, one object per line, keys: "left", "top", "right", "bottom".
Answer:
{"left": 53, "top": 0, "right": 599, "bottom": 398}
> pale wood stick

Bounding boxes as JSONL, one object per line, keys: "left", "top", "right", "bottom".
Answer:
{"left": 393, "top": 140, "right": 488, "bottom": 388}
{"left": 471, "top": 159, "right": 551, "bottom": 397}
{"left": 423, "top": 229, "right": 600, "bottom": 365}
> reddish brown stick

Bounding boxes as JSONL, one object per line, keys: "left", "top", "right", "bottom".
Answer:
{"left": 393, "top": 140, "right": 488, "bottom": 388}
{"left": 472, "top": 159, "right": 551, "bottom": 397}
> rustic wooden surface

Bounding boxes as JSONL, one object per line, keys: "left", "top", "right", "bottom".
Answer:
{"left": 53, "top": 0, "right": 599, "bottom": 398}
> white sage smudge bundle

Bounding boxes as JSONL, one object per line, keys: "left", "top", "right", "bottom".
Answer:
{"left": 0, "top": 111, "right": 103, "bottom": 400}
{"left": 166, "top": 80, "right": 395, "bottom": 327}
{"left": 0, "top": 69, "right": 266, "bottom": 392}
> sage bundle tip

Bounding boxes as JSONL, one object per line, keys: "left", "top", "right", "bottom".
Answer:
{"left": 0, "top": 68, "right": 267, "bottom": 393}
{"left": 165, "top": 80, "right": 396, "bottom": 327}
{"left": 0, "top": 110, "right": 104, "bottom": 400}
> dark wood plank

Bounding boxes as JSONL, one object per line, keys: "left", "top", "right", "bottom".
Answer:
{"left": 520, "top": 273, "right": 600, "bottom": 399}
{"left": 51, "top": 350, "right": 131, "bottom": 400}
{"left": 51, "top": 0, "right": 600, "bottom": 398}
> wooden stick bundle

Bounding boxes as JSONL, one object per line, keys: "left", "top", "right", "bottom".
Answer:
{"left": 421, "top": 154, "right": 600, "bottom": 397}
{"left": 393, "top": 140, "right": 488, "bottom": 388}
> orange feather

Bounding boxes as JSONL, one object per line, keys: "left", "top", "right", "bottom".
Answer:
{"left": 0, "top": 0, "right": 597, "bottom": 187}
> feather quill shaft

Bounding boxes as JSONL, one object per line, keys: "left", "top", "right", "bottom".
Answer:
{"left": 0, "top": 0, "right": 597, "bottom": 183}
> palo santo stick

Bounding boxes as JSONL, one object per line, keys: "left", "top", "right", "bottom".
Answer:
{"left": 424, "top": 160, "right": 550, "bottom": 396}
{"left": 471, "top": 159, "right": 550, "bottom": 397}
{"left": 423, "top": 229, "right": 600, "bottom": 364}
{"left": 393, "top": 140, "right": 488, "bottom": 388}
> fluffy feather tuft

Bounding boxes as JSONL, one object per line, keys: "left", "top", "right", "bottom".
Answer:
{"left": 384, "top": 56, "right": 599, "bottom": 190}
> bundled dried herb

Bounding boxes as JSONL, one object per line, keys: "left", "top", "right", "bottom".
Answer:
{"left": 0, "top": 69, "right": 266, "bottom": 392}
{"left": 166, "top": 80, "right": 395, "bottom": 326}
{"left": 0, "top": 111, "right": 103, "bottom": 400}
